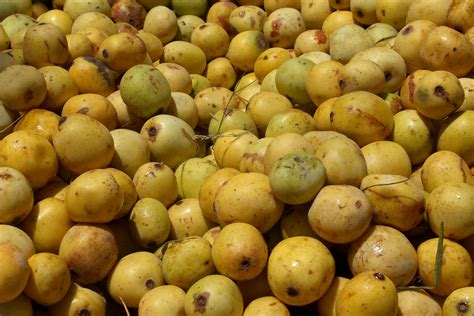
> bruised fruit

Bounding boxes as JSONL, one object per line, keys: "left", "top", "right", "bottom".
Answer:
{"left": 263, "top": 7, "right": 306, "bottom": 48}
{"left": 68, "top": 56, "right": 117, "bottom": 96}
{"left": 184, "top": 274, "right": 243, "bottom": 316}
{"left": 0, "top": 242, "right": 30, "bottom": 304}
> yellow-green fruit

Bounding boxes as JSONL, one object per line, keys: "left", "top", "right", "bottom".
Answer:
{"left": 437, "top": 110, "right": 474, "bottom": 166}
{"left": 414, "top": 70, "right": 464, "bottom": 120}
{"left": 360, "top": 174, "right": 425, "bottom": 232}
{"left": 129, "top": 198, "right": 170, "bottom": 249}
{"left": 155, "top": 63, "right": 192, "bottom": 94}
{"left": 193, "top": 86, "right": 240, "bottom": 128}
{"left": 72, "top": 12, "right": 117, "bottom": 36}
{"left": 267, "top": 236, "right": 335, "bottom": 306}
{"left": 335, "top": 271, "right": 398, "bottom": 316}
{"left": 0, "top": 242, "right": 30, "bottom": 304}
{"left": 140, "top": 114, "right": 198, "bottom": 169}
{"left": 375, "top": 0, "right": 412, "bottom": 30}
{"left": 59, "top": 224, "right": 118, "bottom": 285}
{"left": 265, "top": 109, "right": 316, "bottom": 137}
{"left": 212, "top": 223, "right": 267, "bottom": 281}
{"left": 204, "top": 57, "right": 237, "bottom": 90}
{"left": 421, "top": 150, "right": 473, "bottom": 193}
{"left": 143, "top": 5, "right": 177, "bottom": 44}
{"left": 63, "top": 0, "right": 111, "bottom": 20}
{"left": 317, "top": 276, "right": 350, "bottom": 316}
{"left": 239, "top": 137, "right": 273, "bottom": 173}
{"left": 48, "top": 283, "right": 106, "bottom": 316}
{"left": 280, "top": 204, "right": 323, "bottom": 240}
{"left": 276, "top": 57, "right": 314, "bottom": 106}
{"left": 52, "top": 113, "right": 114, "bottom": 175}
{"left": 214, "top": 172, "right": 284, "bottom": 233}
{"left": 243, "top": 296, "right": 290, "bottom": 316}
{"left": 294, "top": 29, "right": 329, "bottom": 56}
{"left": 0, "top": 65, "right": 47, "bottom": 112}
{"left": 0, "top": 1, "right": 32, "bottom": 20}
{"left": 390, "top": 109, "right": 434, "bottom": 165}
{"left": 0, "top": 166, "right": 33, "bottom": 225}
{"left": 175, "top": 14, "right": 205, "bottom": 42}
{"left": 254, "top": 47, "right": 292, "bottom": 83}
{"left": 120, "top": 64, "right": 171, "bottom": 118}
{"left": 162, "top": 236, "right": 214, "bottom": 290}
{"left": 65, "top": 169, "right": 123, "bottom": 223}
{"left": 443, "top": 287, "right": 474, "bottom": 315}
{"left": 24, "top": 253, "right": 71, "bottom": 306}
{"left": 98, "top": 32, "right": 147, "bottom": 72}
{"left": 184, "top": 274, "right": 243, "bottom": 316}
{"left": 227, "top": 30, "right": 269, "bottom": 72}
{"left": 65, "top": 33, "right": 93, "bottom": 61}
{"left": 329, "top": 24, "right": 374, "bottom": 64}
{"left": 191, "top": 22, "right": 229, "bottom": 61}
{"left": 314, "top": 136, "right": 368, "bottom": 187}
{"left": 208, "top": 109, "right": 258, "bottom": 138}
{"left": 361, "top": 141, "right": 412, "bottom": 177}
{"left": 162, "top": 41, "right": 207, "bottom": 75}
{"left": 348, "top": 225, "right": 418, "bottom": 286}
{"left": 166, "top": 92, "right": 199, "bottom": 129}
{"left": 13, "top": 109, "right": 59, "bottom": 143}
{"left": 269, "top": 152, "right": 326, "bottom": 205}
{"left": 107, "top": 251, "right": 164, "bottom": 308}
{"left": 398, "top": 289, "right": 442, "bottom": 316}
{"left": 229, "top": 5, "right": 267, "bottom": 33}
{"left": 0, "top": 294, "right": 33, "bottom": 316}
{"left": 329, "top": 91, "right": 394, "bottom": 147}
{"left": 37, "top": 9, "right": 73, "bottom": 34}
{"left": 308, "top": 185, "right": 372, "bottom": 244}
{"left": 138, "top": 285, "right": 186, "bottom": 316}
{"left": 343, "top": 59, "right": 385, "bottom": 95}
{"left": 68, "top": 56, "right": 116, "bottom": 96}
{"left": 168, "top": 198, "right": 215, "bottom": 239}
{"left": 1, "top": 14, "right": 35, "bottom": 43}
{"left": 212, "top": 129, "right": 259, "bottom": 169}
{"left": 306, "top": 60, "right": 346, "bottom": 106}
{"left": 175, "top": 158, "right": 219, "bottom": 199}
{"left": 23, "top": 23, "right": 69, "bottom": 68}
{"left": 417, "top": 238, "right": 472, "bottom": 296}
{"left": 0, "top": 130, "right": 58, "bottom": 190}
{"left": 137, "top": 31, "right": 163, "bottom": 61}
{"left": 426, "top": 182, "right": 474, "bottom": 240}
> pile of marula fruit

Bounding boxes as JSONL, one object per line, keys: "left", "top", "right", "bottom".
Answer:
{"left": 0, "top": 0, "right": 473, "bottom": 314}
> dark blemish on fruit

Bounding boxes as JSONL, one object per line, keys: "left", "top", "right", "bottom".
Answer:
{"left": 194, "top": 292, "right": 210, "bottom": 313}
{"left": 78, "top": 107, "right": 89, "bottom": 114}
{"left": 381, "top": 9, "right": 386, "bottom": 16}
{"left": 79, "top": 309, "right": 91, "bottom": 316}
{"left": 458, "top": 301, "right": 469, "bottom": 313}
{"left": 293, "top": 156, "right": 302, "bottom": 163}
{"left": 147, "top": 241, "right": 157, "bottom": 248}
{"left": 434, "top": 85, "right": 446, "bottom": 98}
{"left": 374, "top": 272, "right": 385, "bottom": 280}
{"left": 223, "top": 108, "right": 233, "bottom": 117}
{"left": 257, "top": 34, "right": 268, "bottom": 50}
{"left": 329, "top": 111, "right": 335, "bottom": 122}
{"left": 453, "top": 47, "right": 457, "bottom": 52}
{"left": 355, "top": 200, "right": 362, "bottom": 208}
{"left": 384, "top": 72, "right": 392, "bottom": 81}
{"left": 314, "top": 31, "right": 327, "bottom": 44}
{"left": 0, "top": 173, "right": 12, "bottom": 180}
{"left": 148, "top": 126, "right": 158, "bottom": 140}
{"left": 102, "top": 49, "right": 109, "bottom": 58}
{"left": 356, "top": 10, "right": 364, "bottom": 18}
{"left": 240, "top": 257, "right": 251, "bottom": 270}
{"left": 82, "top": 56, "right": 115, "bottom": 87}
{"left": 153, "top": 162, "right": 165, "bottom": 170}
{"left": 70, "top": 269, "right": 79, "bottom": 280}
{"left": 339, "top": 79, "right": 346, "bottom": 90}
{"left": 402, "top": 25, "right": 413, "bottom": 35}
{"left": 175, "top": 200, "right": 184, "bottom": 205}
{"left": 286, "top": 286, "right": 299, "bottom": 297}
{"left": 59, "top": 116, "right": 68, "bottom": 126}
{"left": 24, "top": 89, "right": 33, "bottom": 103}
{"left": 145, "top": 279, "right": 155, "bottom": 289}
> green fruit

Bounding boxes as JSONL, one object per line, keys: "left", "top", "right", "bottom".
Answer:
{"left": 120, "top": 64, "right": 172, "bottom": 118}
{"left": 269, "top": 152, "right": 326, "bottom": 205}
{"left": 171, "top": 0, "right": 207, "bottom": 17}
{"left": 276, "top": 57, "right": 314, "bottom": 106}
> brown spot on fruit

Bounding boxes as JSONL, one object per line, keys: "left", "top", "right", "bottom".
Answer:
{"left": 194, "top": 292, "right": 210, "bottom": 313}
{"left": 434, "top": 85, "right": 446, "bottom": 98}
{"left": 286, "top": 286, "right": 299, "bottom": 297}
{"left": 329, "top": 111, "right": 335, "bottom": 122}
{"left": 356, "top": 10, "right": 364, "bottom": 18}
{"left": 0, "top": 173, "right": 12, "bottom": 180}
{"left": 408, "top": 75, "right": 416, "bottom": 104}
{"left": 79, "top": 309, "right": 91, "bottom": 316}
{"left": 402, "top": 25, "right": 413, "bottom": 35}
{"left": 458, "top": 301, "right": 469, "bottom": 313}
{"left": 240, "top": 257, "right": 251, "bottom": 270}
{"left": 339, "top": 79, "right": 346, "bottom": 90}
{"left": 373, "top": 272, "right": 385, "bottom": 280}
{"left": 78, "top": 107, "right": 89, "bottom": 114}
{"left": 148, "top": 126, "right": 158, "bottom": 140}
{"left": 24, "top": 89, "right": 33, "bottom": 103}
{"left": 102, "top": 49, "right": 109, "bottom": 58}
{"left": 384, "top": 72, "right": 392, "bottom": 81}
{"left": 145, "top": 279, "right": 155, "bottom": 289}
{"left": 59, "top": 116, "right": 68, "bottom": 126}
{"left": 314, "top": 31, "right": 327, "bottom": 44}
{"left": 355, "top": 200, "right": 362, "bottom": 208}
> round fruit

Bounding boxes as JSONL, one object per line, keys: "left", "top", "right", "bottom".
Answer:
{"left": 48, "top": 283, "right": 105, "bottom": 316}
{"left": 0, "top": 242, "right": 30, "bottom": 304}
{"left": 0, "top": 166, "right": 33, "bottom": 225}
{"left": 133, "top": 162, "right": 178, "bottom": 207}
{"left": 138, "top": 285, "right": 186, "bottom": 316}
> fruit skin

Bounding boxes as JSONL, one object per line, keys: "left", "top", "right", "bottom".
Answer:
{"left": 418, "top": 238, "right": 472, "bottom": 297}
{"left": 58, "top": 224, "right": 119, "bottom": 285}
{"left": 397, "top": 289, "right": 442, "bottom": 316}
{"left": 329, "top": 24, "right": 374, "bottom": 64}
{"left": 361, "top": 141, "right": 412, "bottom": 178}
{"left": 68, "top": 56, "right": 117, "bottom": 97}
{"left": 138, "top": 285, "right": 186, "bottom": 316}
{"left": 0, "top": 166, "right": 33, "bottom": 225}
{"left": 184, "top": 274, "right": 243, "bottom": 316}
{"left": 335, "top": 271, "right": 398, "bottom": 316}
{"left": 267, "top": 236, "right": 335, "bottom": 306}
{"left": 269, "top": 152, "right": 326, "bottom": 205}
{"left": 442, "top": 286, "right": 474, "bottom": 316}
{"left": 162, "top": 236, "right": 215, "bottom": 290}
{"left": 317, "top": 276, "right": 350, "bottom": 316}
{"left": 107, "top": 251, "right": 164, "bottom": 308}
{"left": 226, "top": 30, "right": 269, "bottom": 72}
{"left": 243, "top": 296, "right": 290, "bottom": 316}
{"left": 212, "top": 222, "right": 268, "bottom": 281}
{"left": 263, "top": 7, "right": 306, "bottom": 48}
{"left": 276, "top": 57, "right": 314, "bottom": 106}
{"left": 48, "top": 282, "right": 106, "bottom": 316}
{"left": 426, "top": 182, "right": 474, "bottom": 240}
{"left": 98, "top": 32, "right": 147, "bottom": 73}
{"left": 0, "top": 65, "right": 47, "bottom": 112}
{"left": 0, "top": 242, "right": 30, "bottom": 304}
{"left": 120, "top": 64, "right": 172, "bottom": 119}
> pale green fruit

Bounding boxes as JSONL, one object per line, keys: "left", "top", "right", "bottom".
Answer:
{"left": 175, "top": 157, "right": 219, "bottom": 199}
{"left": 269, "top": 152, "right": 326, "bottom": 205}
{"left": 120, "top": 64, "right": 171, "bottom": 118}
{"left": 276, "top": 57, "right": 314, "bottom": 106}
{"left": 329, "top": 24, "right": 374, "bottom": 64}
